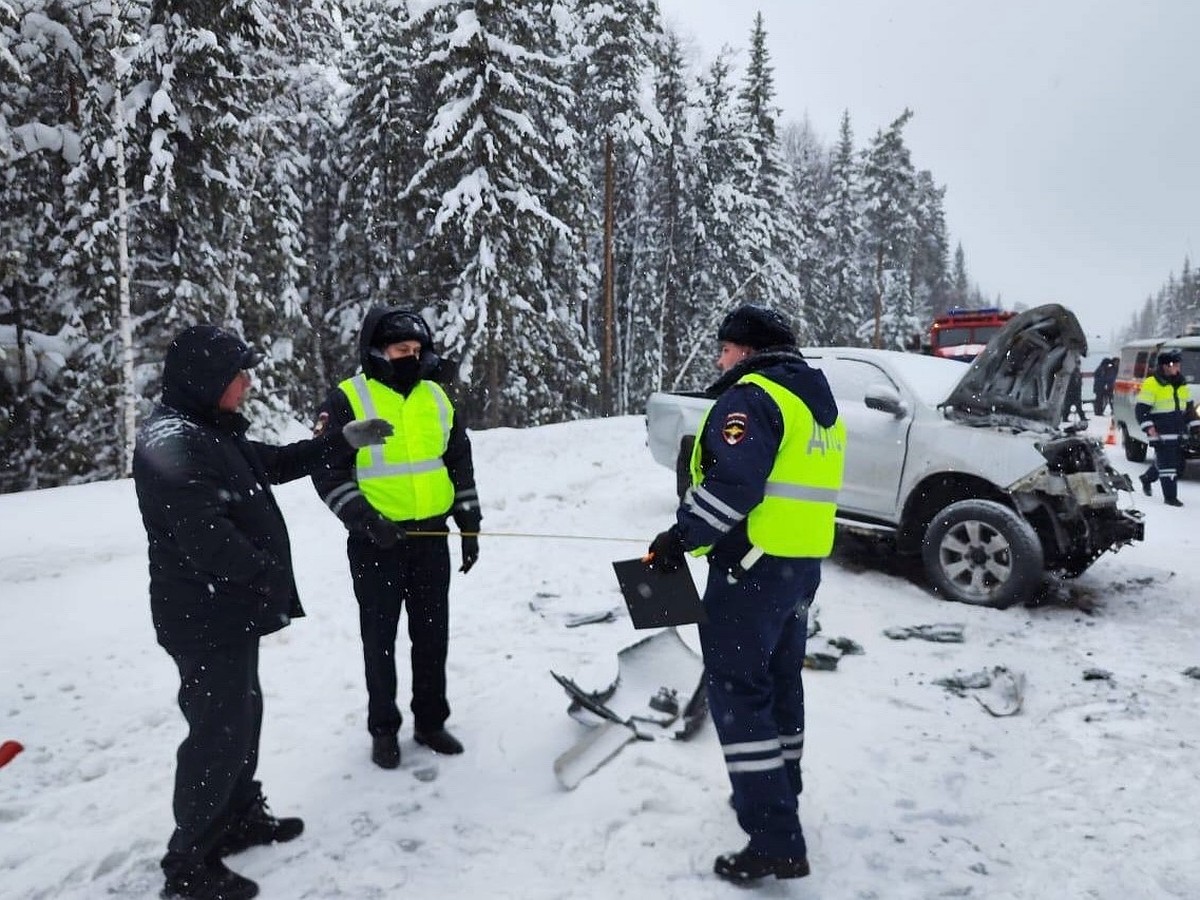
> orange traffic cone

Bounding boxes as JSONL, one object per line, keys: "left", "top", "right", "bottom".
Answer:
{"left": 1105, "top": 418, "right": 1118, "bottom": 446}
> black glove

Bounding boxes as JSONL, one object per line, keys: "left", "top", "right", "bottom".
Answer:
{"left": 647, "top": 525, "right": 686, "bottom": 573}
{"left": 343, "top": 417, "right": 394, "bottom": 448}
{"left": 363, "top": 515, "right": 406, "bottom": 549}
{"left": 459, "top": 534, "right": 479, "bottom": 573}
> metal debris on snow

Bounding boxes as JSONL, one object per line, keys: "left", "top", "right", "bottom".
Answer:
{"left": 883, "top": 623, "right": 966, "bottom": 643}
{"left": 935, "top": 666, "right": 1025, "bottom": 717}
{"left": 550, "top": 627, "right": 707, "bottom": 790}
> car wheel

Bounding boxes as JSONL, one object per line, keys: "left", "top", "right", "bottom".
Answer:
{"left": 674, "top": 436, "right": 695, "bottom": 500}
{"left": 1121, "top": 425, "right": 1147, "bottom": 462}
{"left": 921, "top": 499, "right": 1044, "bottom": 609}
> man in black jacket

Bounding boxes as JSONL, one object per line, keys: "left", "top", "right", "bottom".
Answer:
{"left": 312, "top": 307, "right": 481, "bottom": 769}
{"left": 134, "top": 324, "right": 390, "bottom": 900}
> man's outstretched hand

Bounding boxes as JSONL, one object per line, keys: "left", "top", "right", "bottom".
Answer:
{"left": 343, "top": 418, "right": 394, "bottom": 448}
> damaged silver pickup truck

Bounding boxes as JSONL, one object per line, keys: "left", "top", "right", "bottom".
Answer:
{"left": 645, "top": 304, "right": 1145, "bottom": 608}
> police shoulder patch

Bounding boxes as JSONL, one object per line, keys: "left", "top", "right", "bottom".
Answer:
{"left": 313, "top": 411, "right": 329, "bottom": 437}
{"left": 721, "top": 412, "right": 749, "bottom": 445}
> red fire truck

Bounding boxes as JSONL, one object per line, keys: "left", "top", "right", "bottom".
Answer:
{"left": 928, "top": 307, "right": 1016, "bottom": 361}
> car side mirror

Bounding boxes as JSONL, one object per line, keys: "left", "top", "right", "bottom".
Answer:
{"left": 864, "top": 384, "right": 908, "bottom": 418}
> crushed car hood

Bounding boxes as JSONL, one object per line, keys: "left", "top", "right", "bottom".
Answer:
{"left": 942, "top": 303, "right": 1087, "bottom": 429}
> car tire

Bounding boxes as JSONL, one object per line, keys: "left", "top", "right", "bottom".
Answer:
{"left": 1121, "top": 424, "right": 1147, "bottom": 462}
{"left": 921, "top": 499, "right": 1044, "bottom": 609}
{"left": 674, "top": 436, "right": 695, "bottom": 500}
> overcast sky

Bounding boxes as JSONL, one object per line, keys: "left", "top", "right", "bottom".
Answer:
{"left": 656, "top": 0, "right": 1200, "bottom": 348}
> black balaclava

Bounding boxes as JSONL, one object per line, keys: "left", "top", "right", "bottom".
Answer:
{"left": 368, "top": 310, "right": 433, "bottom": 394}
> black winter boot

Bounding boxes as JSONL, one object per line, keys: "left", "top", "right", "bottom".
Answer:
{"left": 415, "top": 728, "right": 464, "bottom": 755}
{"left": 161, "top": 856, "right": 259, "bottom": 900}
{"left": 713, "top": 846, "right": 810, "bottom": 883}
{"left": 1140, "top": 474, "right": 1154, "bottom": 496}
{"left": 214, "top": 794, "right": 304, "bottom": 857}
{"left": 371, "top": 734, "right": 401, "bottom": 769}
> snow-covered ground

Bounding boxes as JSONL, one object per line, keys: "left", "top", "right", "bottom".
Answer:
{"left": 2, "top": 414, "right": 1197, "bottom": 899}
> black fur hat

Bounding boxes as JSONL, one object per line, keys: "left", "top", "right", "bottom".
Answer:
{"left": 717, "top": 305, "right": 796, "bottom": 349}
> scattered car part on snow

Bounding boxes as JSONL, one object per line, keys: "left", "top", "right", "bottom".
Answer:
{"left": 882, "top": 623, "right": 966, "bottom": 643}
{"left": 935, "top": 666, "right": 1025, "bottom": 717}
{"left": 550, "top": 627, "right": 706, "bottom": 789}
{"left": 0, "top": 740, "right": 23, "bottom": 769}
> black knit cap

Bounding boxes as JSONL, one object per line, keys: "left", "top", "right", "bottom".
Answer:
{"left": 717, "top": 305, "right": 796, "bottom": 350}
{"left": 1158, "top": 348, "right": 1182, "bottom": 365}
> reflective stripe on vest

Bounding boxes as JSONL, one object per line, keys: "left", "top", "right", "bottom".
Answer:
{"left": 690, "top": 372, "right": 845, "bottom": 559}
{"left": 339, "top": 375, "right": 455, "bottom": 521}
{"left": 1137, "top": 376, "right": 1191, "bottom": 416}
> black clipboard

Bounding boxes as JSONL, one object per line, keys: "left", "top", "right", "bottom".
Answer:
{"left": 612, "top": 557, "right": 707, "bottom": 629}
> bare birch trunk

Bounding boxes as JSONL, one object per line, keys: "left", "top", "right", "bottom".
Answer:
{"left": 112, "top": 74, "right": 136, "bottom": 476}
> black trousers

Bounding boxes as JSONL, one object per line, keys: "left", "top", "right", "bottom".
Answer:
{"left": 163, "top": 638, "right": 262, "bottom": 869}
{"left": 348, "top": 533, "right": 451, "bottom": 736}
{"left": 1145, "top": 436, "right": 1181, "bottom": 502}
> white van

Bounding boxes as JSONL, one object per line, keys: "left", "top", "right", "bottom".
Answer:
{"left": 1112, "top": 336, "right": 1200, "bottom": 470}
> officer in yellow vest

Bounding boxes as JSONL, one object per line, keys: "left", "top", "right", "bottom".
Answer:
{"left": 1136, "top": 347, "right": 1196, "bottom": 506}
{"left": 313, "top": 307, "right": 481, "bottom": 769}
{"left": 648, "top": 305, "right": 844, "bottom": 884}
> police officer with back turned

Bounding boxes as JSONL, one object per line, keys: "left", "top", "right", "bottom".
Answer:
{"left": 647, "top": 304, "right": 845, "bottom": 884}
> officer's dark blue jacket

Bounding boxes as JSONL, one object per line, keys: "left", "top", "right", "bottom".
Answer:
{"left": 676, "top": 347, "right": 838, "bottom": 567}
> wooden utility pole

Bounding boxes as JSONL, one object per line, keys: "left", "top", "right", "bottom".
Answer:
{"left": 602, "top": 132, "right": 615, "bottom": 416}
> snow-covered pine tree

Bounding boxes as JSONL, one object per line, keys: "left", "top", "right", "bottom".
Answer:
{"left": 910, "top": 169, "right": 949, "bottom": 329}
{"left": 947, "top": 242, "right": 970, "bottom": 312}
{"left": 232, "top": 0, "right": 344, "bottom": 426}
{"left": 572, "top": 0, "right": 663, "bottom": 415}
{"left": 285, "top": 0, "right": 350, "bottom": 395}
{"left": 0, "top": 0, "right": 96, "bottom": 489}
{"left": 815, "top": 110, "right": 864, "bottom": 345}
{"left": 404, "top": 0, "right": 593, "bottom": 428}
{"left": 55, "top": 0, "right": 147, "bottom": 482}
{"left": 781, "top": 117, "right": 829, "bottom": 345}
{"left": 641, "top": 30, "right": 700, "bottom": 393}
{"left": 334, "top": 0, "right": 430, "bottom": 354}
{"left": 735, "top": 13, "right": 800, "bottom": 322}
{"left": 675, "top": 50, "right": 761, "bottom": 387}
{"left": 858, "top": 109, "right": 919, "bottom": 349}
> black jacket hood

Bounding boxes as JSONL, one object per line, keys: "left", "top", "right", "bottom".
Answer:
{"left": 707, "top": 346, "right": 839, "bottom": 428}
{"left": 161, "top": 325, "right": 262, "bottom": 420}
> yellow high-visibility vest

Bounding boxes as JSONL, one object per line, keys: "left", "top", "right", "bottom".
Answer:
{"left": 691, "top": 372, "right": 845, "bottom": 558}
{"left": 1137, "top": 376, "right": 1191, "bottom": 417}
{"left": 339, "top": 375, "right": 455, "bottom": 521}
